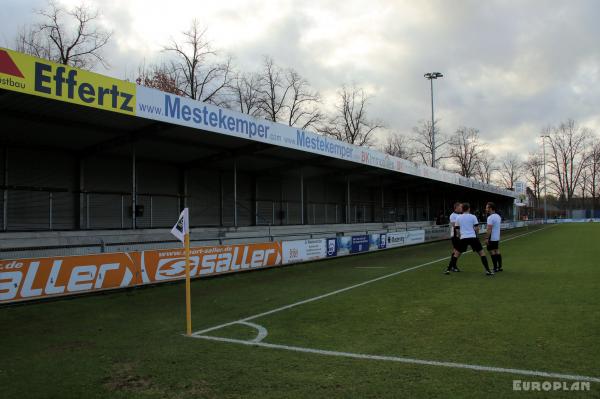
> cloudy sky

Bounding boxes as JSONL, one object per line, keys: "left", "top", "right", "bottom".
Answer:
{"left": 1, "top": 0, "right": 599, "bottom": 159}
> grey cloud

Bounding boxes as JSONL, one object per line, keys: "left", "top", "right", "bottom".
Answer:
{"left": 1, "top": 0, "right": 599, "bottom": 158}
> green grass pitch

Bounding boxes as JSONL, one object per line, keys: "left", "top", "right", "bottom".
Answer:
{"left": 1, "top": 224, "right": 599, "bottom": 398}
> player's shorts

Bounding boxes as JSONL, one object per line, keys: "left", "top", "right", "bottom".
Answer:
{"left": 487, "top": 240, "right": 499, "bottom": 251}
{"left": 458, "top": 237, "right": 483, "bottom": 253}
{"left": 451, "top": 236, "right": 461, "bottom": 250}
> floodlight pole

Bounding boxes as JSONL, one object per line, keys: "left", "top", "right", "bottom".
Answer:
{"left": 424, "top": 72, "right": 443, "bottom": 168}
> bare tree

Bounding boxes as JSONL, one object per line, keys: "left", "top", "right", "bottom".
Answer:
{"left": 523, "top": 152, "right": 544, "bottom": 207}
{"left": 497, "top": 153, "right": 523, "bottom": 190}
{"left": 16, "top": 0, "right": 111, "bottom": 69}
{"left": 253, "top": 57, "right": 322, "bottom": 128}
{"left": 382, "top": 132, "right": 414, "bottom": 160}
{"left": 164, "top": 20, "right": 232, "bottom": 105}
{"left": 136, "top": 62, "right": 182, "bottom": 95}
{"left": 448, "top": 127, "right": 483, "bottom": 178}
{"left": 256, "top": 56, "right": 291, "bottom": 122}
{"left": 411, "top": 119, "right": 449, "bottom": 167}
{"left": 474, "top": 150, "right": 497, "bottom": 184}
{"left": 319, "top": 85, "right": 383, "bottom": 146}
{"left": 582, "top": 138, "right": 600, "bottom": 211}
{"left": 285, "top": 70, "right": 323, "bottom": 130}
{"left": 230, "top": 71, "right": 262, "bottom": 117}
{"left": 545, "top": 119, "right": 591, "bottom": 212}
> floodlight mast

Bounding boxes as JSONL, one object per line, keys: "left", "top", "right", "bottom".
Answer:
{"left": 424, "top": 72, "right": 443, "bottom": 168}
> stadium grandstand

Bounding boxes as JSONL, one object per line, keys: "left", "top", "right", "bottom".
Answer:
{"left": 0, "top": 47, "right": 517, "bottom": 259}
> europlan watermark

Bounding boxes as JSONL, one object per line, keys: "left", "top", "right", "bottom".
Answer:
{"left": 513, "top": 380, "right": 592, "bottom": 392}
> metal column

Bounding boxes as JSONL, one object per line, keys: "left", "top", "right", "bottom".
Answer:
{"left": 253, "top": 175, "right": 258, "bottom": 226}
{"left": 405, "top": 191, "right": 410, "bottom": 222}
{"left": 3, "top": 147, "right": 8, "bottom": 231}
{"left": 219, "top": 172, "right": 224, "bottom": 227}
{"left": 183, "top": 168, "right": 189, "bottom": 209}
{"left": 132, "top": 145, "right": 137, "bottom": 229}
{"left": 78, "top": 158, "right": 86, "bottom": 229}
{"left": 233, "top": 160, "right": 238, "bottom": 227}
{"left": 300, "top": 169, "right": 304, "bottom": 224}
{"left": 346, "top": 177, "right": 351, "bottom": 223}
{"left": 49, "top": 192, "right": 53, "bottom": 230}
{"left": 380, "top": 179, "right": 385, "bottom": 222}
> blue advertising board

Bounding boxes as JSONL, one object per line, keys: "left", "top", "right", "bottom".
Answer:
{"left": 326, "top": 237, "right": 337, "bottom": 257}
{"left": 351, "top": 235, "right": 369, "bottom": 253}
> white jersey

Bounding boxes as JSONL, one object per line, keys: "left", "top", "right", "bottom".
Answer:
{"left": 457, "top": 213, "right": 478, "bottom": 239}
{"left": 487, "top": 213, "right": 502, "bottom": 241}
{"left": 449, "top": 212, "right": 460, "bottom": 237}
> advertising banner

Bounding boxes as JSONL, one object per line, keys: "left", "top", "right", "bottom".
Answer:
{"left": 282, "top": 239, "right": 327, "bottom": 264}
{"left": 351, "top": 235, "right": 370, "bottom": 253}
{"left": 142, "top": 243, "right": 281, "bottom": 282}
{"left": 336, "top": 236, "right": 352, "bottom": 256}
{"left": 369, "top": 233, "right": 386, "bottom": 250}
{"left": 386, "top": 230, "right": 426, "bottom": 248}
{"left": 0, "top": 47, "right": 136, "bottom": 115}
{"left": 0, "top": 253, "right": 139, "bottom": 303}
{"left": 134, "top": 85, "right": 515, "bottom": 198}
{"left": 0, "top": 242, "right": 281, "bottom": 304}
{"left": 326, "top": 238, "right": 337, "bottom": 257}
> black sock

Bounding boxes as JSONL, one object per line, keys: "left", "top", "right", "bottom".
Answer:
{"left": 447, "top": 255, "right": 457, "bottom": 270}
{"left": 497, "top": 254, "right": 502, "bottom": 269}
{"left": 491, "top": 254, "right": 498, "bottom": 269}
{"left": 481, "top": 256, "right": 490, "bottom": 272}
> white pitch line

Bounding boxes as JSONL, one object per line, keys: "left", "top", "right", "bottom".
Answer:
{"left": 192, "top": 226, "right": 552, "bottom": 337}
{"left": 191, "top": 334, "right": 600, "bottom": 383}
{"left": 238, "top": 321, "right": 268, "bottom": 343}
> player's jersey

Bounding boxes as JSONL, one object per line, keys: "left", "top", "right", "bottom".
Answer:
{"left": 449, "top": 212, "right": 460, "bottom": 238}
{"left": 457, "top": 213, "right": 478, "bottom": 239}
{"left": 487, "top": 213, "right": 502, "bottom": 241}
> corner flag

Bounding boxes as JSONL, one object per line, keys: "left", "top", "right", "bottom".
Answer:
{"left": 170, "top": 208, "right": 189, "bottom": 244}
{"left": 171, "top": 208, "right": 192, "bottom": 336}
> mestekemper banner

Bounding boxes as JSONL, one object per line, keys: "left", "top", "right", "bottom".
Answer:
{"left": 134, "top": 85, "right": 515, "bottom": 197}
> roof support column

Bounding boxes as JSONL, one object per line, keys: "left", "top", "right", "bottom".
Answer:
{"left": 219, "top": 171, "right": 224, "bottom": 227}
{"left": 132, "top": 145, "right": 137, "bottom": 230}
{"left": 346, "top": 177, "right": 351, "bottom": 223}
{"left": 426, "top": 191, "right": 431, "bottom": 222}
{"left": 300, "top": 169, "right": 304, "bottom": 225}
{"left": 253, "top": 175, "right": 258, "bottom": 226}
{"left": 3, "top": 147, "right": 8, "bottom": 231}
{"left": 380, "top": 180, "right": 384, "bottom": 223}
{"left": 182, "top": 168, "right": 189, "bottom": 210}
{"left": 78, "top": 158, "right": 86, "bottom": 229}
{"left": 279, "top": 176, "right": 284, "bottom": 226}
{"left": 233, "top": 160, "right": 238, "bottom": 227}
{"left": 405, "top": 191, "right": 410, "bottom": 222}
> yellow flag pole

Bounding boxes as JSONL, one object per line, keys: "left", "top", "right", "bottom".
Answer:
{"left": 184, "top": 232, "right": 192, "bottom": 336}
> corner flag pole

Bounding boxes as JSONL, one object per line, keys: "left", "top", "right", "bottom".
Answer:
{"left": 184, "top": 231, "right": 192, "bottom": 336}
{"left": 171, "top": 208, "right": 192, "bottom": 336}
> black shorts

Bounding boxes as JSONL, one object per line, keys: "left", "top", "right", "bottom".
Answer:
{"left": 451, "top": 236, "right": 461, "bottom": 250}
{"left": 487, "top": 240, "right": 499, "bottom": 251}
{"left": 458, "top": 237, "right": 483, "bottom": 253}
